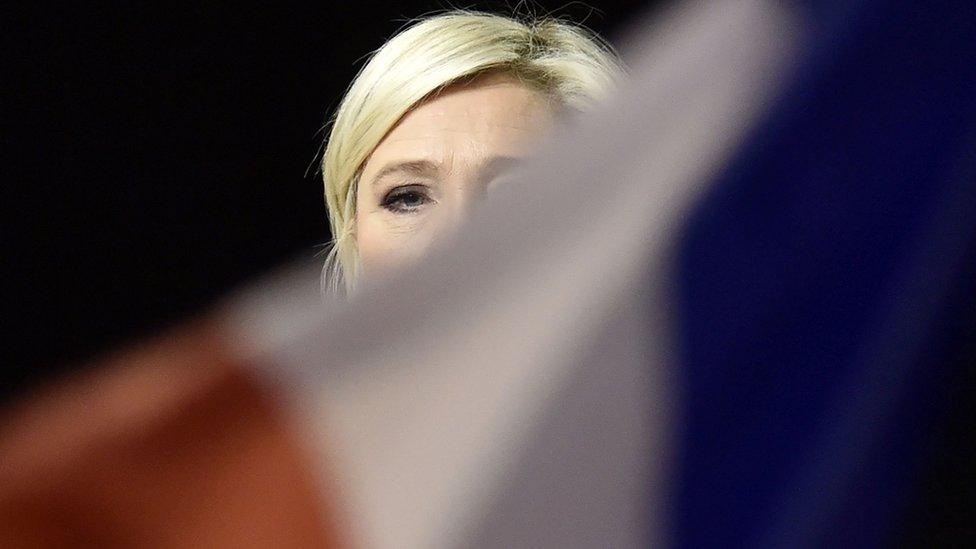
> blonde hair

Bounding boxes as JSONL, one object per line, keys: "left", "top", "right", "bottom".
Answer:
{"left": 321, "top": 10, "right": 623, "bottom": 295}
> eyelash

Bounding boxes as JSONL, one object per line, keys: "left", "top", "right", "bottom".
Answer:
{"left": 381, "top": 185, "right": 432, "bottom": 214}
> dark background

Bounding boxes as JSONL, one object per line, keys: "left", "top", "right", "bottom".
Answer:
{"left": 5, "top": 1, "right": 659, "bottom": 399}
{"left": 4, "top": 2, "right": 972, "bottom": 544}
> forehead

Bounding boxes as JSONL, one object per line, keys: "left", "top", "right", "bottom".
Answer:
{"left": 365, "top": 74, "right": 554, "bottom": 169}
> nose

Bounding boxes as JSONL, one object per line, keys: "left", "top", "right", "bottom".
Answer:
{"left": 445, "top": 177, "right": 488, "bottom": 228}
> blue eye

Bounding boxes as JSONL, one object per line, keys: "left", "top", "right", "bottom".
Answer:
{"left": 382, "top": 186, "right": 430, "bottom": 213}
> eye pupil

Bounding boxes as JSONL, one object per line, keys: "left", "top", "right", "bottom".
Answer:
{"left": 383, "top": 187, "right": 429, "bottom": 213}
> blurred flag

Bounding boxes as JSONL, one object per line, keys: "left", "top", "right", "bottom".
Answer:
{"left": 2, "top": 0, "right": 973, "bottom": 547}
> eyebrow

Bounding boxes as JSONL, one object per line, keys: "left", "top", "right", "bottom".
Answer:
{"left": 368, "top": 156, "right": 526, "bottom": 188}
{"left": 369, "top": 159, "right": 441, "bottom": 188}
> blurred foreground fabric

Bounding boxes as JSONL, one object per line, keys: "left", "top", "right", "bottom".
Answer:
{"left": 2, "top": 0, "right": 973, "bottom": 547}
{"left": 0, "top": 317, "right": 341, "bottom": 547}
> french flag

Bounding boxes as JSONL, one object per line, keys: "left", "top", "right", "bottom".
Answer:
{"left": 1, "top": 0, "right": 972, "bottom": 546}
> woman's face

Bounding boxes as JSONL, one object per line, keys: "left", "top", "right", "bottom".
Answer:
{"left": 355, "top": 73, "right": 555, "bottom": 278}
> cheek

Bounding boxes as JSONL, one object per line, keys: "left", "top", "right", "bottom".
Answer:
{"left": 356, "top": 212, "right": 440, "bottom": 276}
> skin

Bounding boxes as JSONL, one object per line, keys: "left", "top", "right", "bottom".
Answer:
{"left": 355, "top": 72, "right": 555, "bottom": 279}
